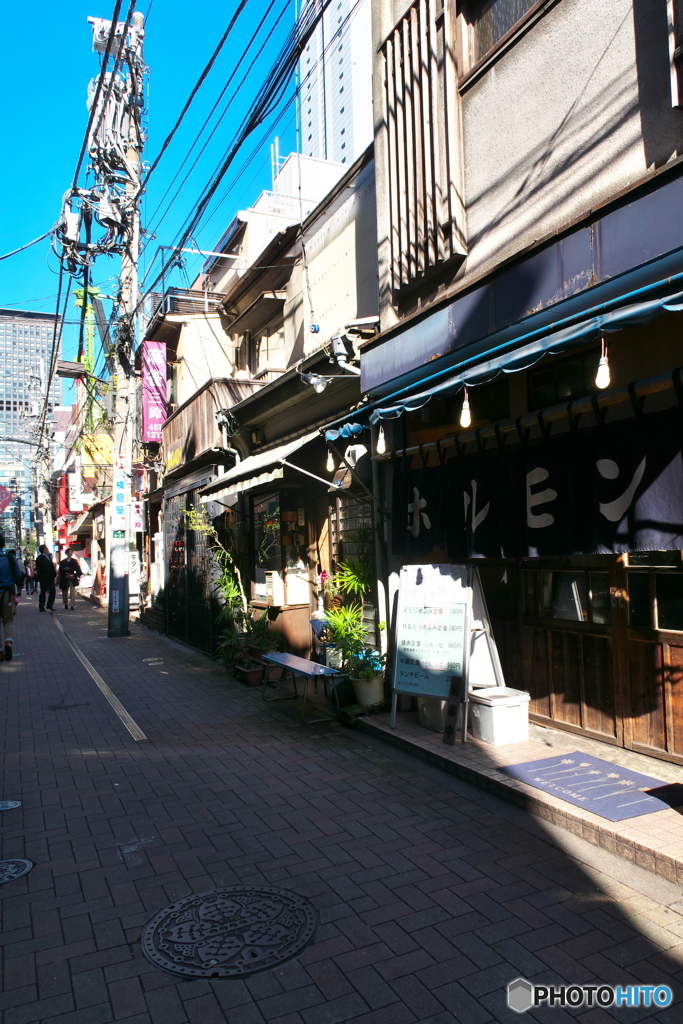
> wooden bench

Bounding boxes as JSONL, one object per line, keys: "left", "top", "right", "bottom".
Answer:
{"left": 260, "top": 652, "right": 342, "bottom": 725}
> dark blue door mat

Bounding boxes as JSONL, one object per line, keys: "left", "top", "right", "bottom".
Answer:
{"left": 500, "top": 752, "right": 683, "bottom": 821}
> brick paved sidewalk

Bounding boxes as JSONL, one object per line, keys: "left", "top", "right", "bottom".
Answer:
{"left": 2, "top": 597, "right": 683, "bottom": 1024}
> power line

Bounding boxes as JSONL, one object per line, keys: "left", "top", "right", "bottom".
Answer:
{"left": 142, "top": 0, "right": 287, "bottom": 244}
{"left": 71, "top": 0, "right": 125, "bottom": 190}
{"left": 141, "top": 0, "right": 251, "bottom": 191}
{"left": 0, "top": 228, "right": 56, "bottom": 262}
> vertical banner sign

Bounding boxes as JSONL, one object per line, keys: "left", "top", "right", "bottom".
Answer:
{"left": 142, "top": 340, "right": 167, "bottom": 442}
{"left": 0, "top": 486, "right": 15, "bottom": 514}
{"left": 112, "top": 456, "right": 128, "bottom": 533}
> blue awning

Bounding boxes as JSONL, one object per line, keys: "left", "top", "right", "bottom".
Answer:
{"left": 369, "top": 285, "right": 683, "bottom": 424}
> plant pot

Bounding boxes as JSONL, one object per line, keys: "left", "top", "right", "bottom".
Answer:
{"left": 234, "top": 664, "right": 264, "bottom": 686}
{"left": 265, "top": 663, "right": 284, "bottom": 682}
{"left": 351, "top": 673, "right": 385, "bottom": 707}
{"left": 326, "top": 648, "right": 343, "bottom": 669}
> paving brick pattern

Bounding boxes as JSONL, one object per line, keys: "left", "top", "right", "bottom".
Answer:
{"left": 2, "top": 599, "right": 683, "bottom": 1023}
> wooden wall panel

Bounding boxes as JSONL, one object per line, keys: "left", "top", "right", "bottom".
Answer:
{"left": 627, "top": 640, "right": 667, "bottom": 752}
{"left": 581, "top": 634, "right": 617, "bottom": 738}
{"left": 524, "top": 626, "right": 550, "bottom": 717}
{"left": 550, "top": 631, "right": 581, "bottom": 727}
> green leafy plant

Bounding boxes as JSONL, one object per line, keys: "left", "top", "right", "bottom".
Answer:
{"left": 243, "top": 609, "right": 280, "bottom": 653}
{"left": 184, "top": 504, "right": 248, "bottom": 619}
{"left": 334, "top": 554, "right": 375, "bottom": 599}
{"left": 323, "top": 603, "right": 367, "bottom": 673}
{"left": 348, "top": 648, "right": 386, "bottom": 680}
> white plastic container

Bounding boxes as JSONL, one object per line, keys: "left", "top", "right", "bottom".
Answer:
{"left": 417, "top": 697, "right": 448, "bottom": 732}
{"left": 468, "top": 686, "right": 530, "bottom": 745}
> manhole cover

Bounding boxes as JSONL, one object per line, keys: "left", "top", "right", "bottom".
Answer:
{"left": 0, "top": 800, "right": 21, "bottom": 810}
{"left": 0, "top": 859, "right": 33, "bottom": 884}
{"left": 141, "top": 885, "right": 317, "bottom": 978}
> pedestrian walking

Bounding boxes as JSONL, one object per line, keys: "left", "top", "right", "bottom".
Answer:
{"left": 0, "top": 535, "right": 24, "bottom": 661}
{"left": 58, "top": 548, "right": 82, "bottom": 610}
{"left": 35, "top": 544, "right": 57, "bottom": 612}
{"left": 25, "top": 558, "right": 36, "bottom": 595}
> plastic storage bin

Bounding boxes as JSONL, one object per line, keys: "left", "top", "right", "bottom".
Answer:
{"left": 468, "top": 686, "right": 530, "bottom": 745}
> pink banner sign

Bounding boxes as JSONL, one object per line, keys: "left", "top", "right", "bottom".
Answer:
{"left": 0, "top": 486, "right": 14, "bottom": 514}
{"left": 142, "top": 340, "right": 167, "bottom": 442}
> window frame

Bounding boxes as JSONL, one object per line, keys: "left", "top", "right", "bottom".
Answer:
{"left": 458, "top": 0, "right": 561, "bottom": 90}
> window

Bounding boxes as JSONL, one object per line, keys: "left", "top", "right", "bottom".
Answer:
{"left": 465, "top": 0, "right": 544, "bottom": 66}
{"left": 381, "top": 0, "right": 466, "bottom": 295}
{"left": 669, "top": 0, "right": 683, "bottom": 107}
{"left": 527, "top": 349, "right": 599, "bottom": 411}
{"left": 525, "top": 569, "right": 611, "bottom": 626}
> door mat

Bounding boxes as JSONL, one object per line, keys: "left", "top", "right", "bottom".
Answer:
{"left": 500, "top": 752, "right": 683, "bottom": 821}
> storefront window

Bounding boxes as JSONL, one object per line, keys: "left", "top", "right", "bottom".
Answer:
{"left": 542, "top": 571, "right": 588, "bottom": 622}
{"left": 655, "top": 573, "right": 683, "bottom": 631}
{"left": 253, "top": 493, "right": 281, "bottom": 600}
{"left": 628, "top": 572, "right": 650, "bottom": 627}
{"left": 589, "top": 572, "right": 611, "bottom": 625}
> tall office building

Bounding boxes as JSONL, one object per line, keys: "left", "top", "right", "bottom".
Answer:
{"left": 298, "top": 0, "right": 373, "bottom": 166}
{"left": 0, "top": 308, "right": 61, "bottom": 469}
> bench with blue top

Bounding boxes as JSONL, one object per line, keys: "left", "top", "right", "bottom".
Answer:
{"left": 260, "top": 651, "right": 342, "bottom": 725}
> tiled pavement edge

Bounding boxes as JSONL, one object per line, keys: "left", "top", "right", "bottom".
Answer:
{"left": 357, "top": 715, "right": 683, "bottom": 887}
{"left": 0, "top": 597, "right": 682, "bottom": 1024}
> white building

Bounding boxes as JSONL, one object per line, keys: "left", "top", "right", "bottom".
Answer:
{"left": 298, "top": 0, "right": 373, "bottom": 166}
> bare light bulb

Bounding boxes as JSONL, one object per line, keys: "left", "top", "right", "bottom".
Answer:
{"left": 313, "top": 376, "right": 328, "bottom": 394}
{"left": 326, "top": 450, "right": 335, "bottom": 473}
{"left": 460, "top": 392, "right": 471, "bottom": 429}
{"left": 376, "top": 426, "right": 386, "bottom": 455}
{"left": 596, "top": 353, "right": 610, "bottom": 390}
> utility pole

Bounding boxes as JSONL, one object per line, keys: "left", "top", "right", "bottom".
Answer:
{"left": 95, "top": 10, "right": 146, "bottom": 638}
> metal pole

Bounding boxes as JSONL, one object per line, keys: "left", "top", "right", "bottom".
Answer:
{"left": 108, "top": 11, "right": 145, "bottom": 637}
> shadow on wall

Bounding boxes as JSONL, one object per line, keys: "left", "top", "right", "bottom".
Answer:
{"left": 633, "top": 0, "right": 683, "bottom": 168}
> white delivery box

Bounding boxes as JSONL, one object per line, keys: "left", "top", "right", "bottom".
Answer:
{"left": 468, "top": 686, "right": 530, "bottom": 745}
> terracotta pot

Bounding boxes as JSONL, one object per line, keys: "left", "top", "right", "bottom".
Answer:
{"left": 350, "top": 673, "right": 385, "bottom": 707}
{"left": 234, "top": 664, "right": 264, "bottom": 686}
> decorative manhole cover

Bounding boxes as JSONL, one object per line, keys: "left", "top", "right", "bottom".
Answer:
{"left": 0, "top": 800, "right": 21, "bottom": 810}
{"left": 141, "top": 885, "right": 318, "bottom": 978}
{"left": 0, "top": 859, "right": 33, "bottom": 884}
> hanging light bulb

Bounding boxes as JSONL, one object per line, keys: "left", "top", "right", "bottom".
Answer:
{"left": 596, "top": 337, "right": 610, "bottom": 390}
{"left": 460, "top": 388, "right": 471, "bottom": 429}
{"left": 376, "top": 425, "right": 386, "bottom": 455}
{"left": 326, "top": 450, "right": 335, "bottom": 473}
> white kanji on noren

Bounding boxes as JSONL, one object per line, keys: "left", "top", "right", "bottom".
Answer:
{"left": 526, "top": 466, "right": 558, "bottom": 528}
{"left": 463, "top": 479, "right": 490, "bottom": 533}
{"left": 597, "top": 457, "right": 646, "bottom": 522}
{"left": 407, "top": 487, "right": 431, "bottom": 537}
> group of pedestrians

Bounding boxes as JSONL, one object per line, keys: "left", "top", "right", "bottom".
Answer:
{"left": 0, "top": 539, "right": 83, "bottom": 661}
{"left": 35, "top": 545, "right": 82, "bottom": 611}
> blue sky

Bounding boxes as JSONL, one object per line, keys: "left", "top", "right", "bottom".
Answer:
{"left": 0, "top": 0, "right": 297, "bottom": 390}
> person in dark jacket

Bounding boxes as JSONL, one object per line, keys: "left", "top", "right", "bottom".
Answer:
{"left": 0, "top": 534, "right": 24, "bottom": 660}
{"left": 35, "top": 544, "right": 57, "bottom": 613}
{"left": 58, "top": 549, "right": 82, "bottom": 610}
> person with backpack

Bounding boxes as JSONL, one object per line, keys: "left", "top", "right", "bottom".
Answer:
{"left": 35, "top": 544, "right": 57, "bottom": 612}
{"left": 0, "top": 535, "right": 24, "bottom": 661}
{"left": 58, "top": 548, "right": 82, "bottom": 610}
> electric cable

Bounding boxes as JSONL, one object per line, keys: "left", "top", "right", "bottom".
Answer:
{"left": 0, "top": 228, "right": 57, "bottom": 262}
{"left": 141, "top": 0, "right": 251, "bottom": 191}
{"left": 136, "top": 0, "right": 337, "bottom": 304}
{"left": 142, "top": 0, "right": 287, "bottom": 244}
{"left": 71, "top": 0, "right": 125, "bottom": 191}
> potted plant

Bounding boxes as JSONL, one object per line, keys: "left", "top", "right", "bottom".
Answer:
{"left": 233, "top": 649, "right": 265, "bottom": 686}
{"left": 322, "top": 603, "right": 367, "bottom": 672}
{"left": 348, "top": 647, "right": 386, "bottom": 707}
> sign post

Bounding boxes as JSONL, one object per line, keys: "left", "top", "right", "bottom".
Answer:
{"left": 390, "top": 564, "right": 505, "bottom": 742}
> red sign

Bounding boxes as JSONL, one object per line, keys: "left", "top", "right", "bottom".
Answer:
{"left": 0, "top": 486, "right": 15, "bottom": 514}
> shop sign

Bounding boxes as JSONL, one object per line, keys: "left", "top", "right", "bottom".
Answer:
{"left": 111, "top": 455, "right": 128, "bottom": 532}
{"left": 142, "top": 340, "right": 167, "bottom": 442}
{"left": 392, "top": 405, "right": 683, "bottom": 559}
{"left": 132, "top": 502, "right": 144, "bottom": 532}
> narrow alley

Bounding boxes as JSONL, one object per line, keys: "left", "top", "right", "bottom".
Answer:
{"left": 1, "top": 601, "right": 682, "bottom": 1024}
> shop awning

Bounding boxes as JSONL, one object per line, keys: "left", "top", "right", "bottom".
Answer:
{"left": 227, "top": 290, "right": 287, "bottom": 336}
{"left": 68, "top": 507, "right": 94, "bottom": 536}
{"left": 369, "top": 283, "right": 683, "bottom": 424}
{"left": 199, "top": 430, "right": 320, "bottom": 503}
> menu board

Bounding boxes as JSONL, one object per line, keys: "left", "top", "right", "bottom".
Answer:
{"left": 392, "top": 564, "right": 469, "bottom": 699}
